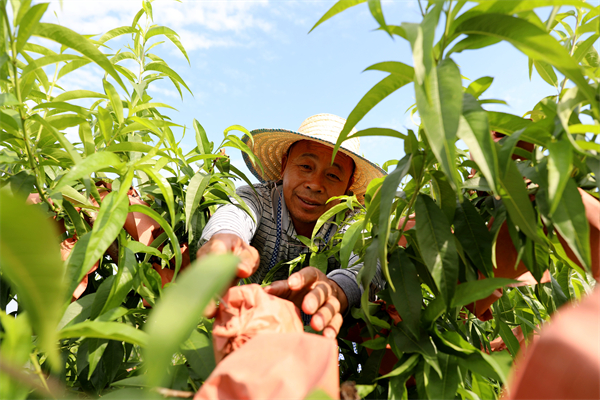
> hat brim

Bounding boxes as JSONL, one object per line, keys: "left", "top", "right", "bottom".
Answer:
{"left": 241, "top": 128, "right": 387, "bottom": 203}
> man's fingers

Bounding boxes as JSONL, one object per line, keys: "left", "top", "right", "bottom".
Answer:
{"left": 288, "top": 267, "right": 322, "bottom": 291}
{"left": 311, "top": 296, "right": 340, "bottom": 332}
{"left": 302, "top": 281, "right": 332, "bottom": 315}
{"left": 322, "top": 313, "right": 343, "bottom": 339}
{"left": 235, "top": 245, "right": 260, "bottom": 278}
{"left": 263, "top": 280, "right": 291, "bottom": 298}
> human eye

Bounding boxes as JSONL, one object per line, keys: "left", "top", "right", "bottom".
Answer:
{"left": 328, "top": 173, "right": 341, "bottom": 181}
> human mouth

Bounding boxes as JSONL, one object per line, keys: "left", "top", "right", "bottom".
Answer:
{"left": 297, "top": 196, "right": 321, "bottom": 208}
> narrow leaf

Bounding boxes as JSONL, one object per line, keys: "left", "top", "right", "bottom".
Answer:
{"left": 0, "top": 191, "right": 65, "bottom": 369}
{"left": 415, "top": 194, "right": 458, "bottom": 306}
{"left": 378, "top": 155, "right": 412, "bottom": 288}
{"left": 309, "top": 0, "right": 367, "bottom": 33}
{"left": 33, "top": 23, "right": 126, "bottom": 91}
{"left": 58, "top": 321, "right": 148, "bottom": 346}
{"left": 144, "top": 254, "right": 238, "bottom": 387}
{"left": 388, "top": 249, "right": 422, "bottom": 338}
{"left": 453, "top": 198, "right": 494, "bottom": 277}
{"left": 414, "top": 58, "right": 463, "bottom": 190}
{"left": 452, "top": 278, "right": 518, "bottom": 308}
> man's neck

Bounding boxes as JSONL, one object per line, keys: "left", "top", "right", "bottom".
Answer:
{"left": 291, "top": 219, "right": 315, "bottom": 238}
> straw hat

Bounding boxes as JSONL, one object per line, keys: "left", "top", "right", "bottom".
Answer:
{"left": 241, "top": 113, "right": 386, "bottom": 203}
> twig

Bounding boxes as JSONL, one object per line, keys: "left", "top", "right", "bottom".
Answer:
{"left": 154, "top": 387, "right": 194, "bottom": 398}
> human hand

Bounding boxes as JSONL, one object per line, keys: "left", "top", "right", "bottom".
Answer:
{"left": 196, "top": 233, "right": 260, "bottom": 317}
{"left": 196, "top": 233, "right": 260, "bottom": 279}
{"left": 264, "top": 267, "right": 348, "bottom": 338}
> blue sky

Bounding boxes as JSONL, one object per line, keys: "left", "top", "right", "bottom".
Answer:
{"left": 40, "top": 0, "right": 566, "bottom": 183}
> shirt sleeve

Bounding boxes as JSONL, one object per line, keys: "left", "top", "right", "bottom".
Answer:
{"left": 199, "top": 185, "right": 263, "bottom": 245}
{"left": 327, "top": 252, "right": 385, "bottom": 311}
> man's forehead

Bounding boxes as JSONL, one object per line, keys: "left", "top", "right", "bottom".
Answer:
{"left": 289, "top": 140, "right": 354, "bottom": 168}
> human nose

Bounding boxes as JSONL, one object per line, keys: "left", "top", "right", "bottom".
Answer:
{"left": 304, "top": 173, "right": 325, "bottom": 192}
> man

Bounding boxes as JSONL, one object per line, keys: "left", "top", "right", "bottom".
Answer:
{"left": 197, "top": 114, "right": 386, "bottom": 338}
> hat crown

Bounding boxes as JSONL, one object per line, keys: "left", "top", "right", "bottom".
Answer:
{"left": 297, "top": 113, "right": 360, "bottom": 154}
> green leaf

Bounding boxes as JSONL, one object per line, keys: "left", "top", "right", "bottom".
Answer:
{"left": 357, "top": 238, "right": 380, "bottom": 331}
{"left": 342, "top": 127, "right": 407, "bottom": 140}
{"left": 57, "top": 59, "right": 92, "bottom": 80}
{"left": 310, "top": 202, "right": 348, "bottom": 242}
{"left": 498, "top": 162, "right": 540, "bottom": 244}
{"left": 75, "top": 189, "right": 130, "bottom": 297}
{"left": 340, "top": 219, "right": 364, "bottom": 269}
{"left": 308, "top": 0, "right": 367, "bottom": 33}
{"left": 30, "top": 114, "right": 82, "bottom": 164}
{"left": 0, "top": 313, "right": 33, "bottom": 400}
{"left": 129, "top": 102, "right": 177, "bottom": 115}
{"left": 453, "top": 198, "right": 494, "bottom": 277}
{"left": 56, "top": 152, "right": 124, "bottom": 188}
{"left": 333, "top": 69, "right": 413, "bottom": 160}
{"left": 21, "top": 54, "right": 85, "bottom": 79}
{"left": 129, "top": 204, "right": 182, "bottom": 279}
{"left": 100, "top": 243, "right": 138, "bottom": 316}
{"left": 547, "top": 137, "right": 573, "bottom": 215}
{"left": 392, "top": 322, "right": 440, "bottom": 376}
{"left": 388, "top": 249, "right": 422, "bottom": 338}
{"left": 402, "top": 1, "right": 443, "bottom": 84}
{"left": 193, "top": 118, "right": 212, "bottom": 156}
{"left": 145, "top": 26, "right": 189, "bottom": 64}
{"left": 452, "top": 278, "right": 518, "bottom": 308}
{"left": 427, "top": 353, "right": 460, "bottom": 400}
{"left": 86, "top": 338, "right": 109, "bottom": 379}
{"left": 457, "top": 93, "right": 500, "bottom": 193}
{"left": 465, "top": 76, "right": 493, "bottom": 99}
{"left": 0, "top": 191, "right": 66, "bottom": 370}
{"left": 310, "top": 252, "right": 328, "bottom": 275}
{"left": 16, "top": 3, "right": 49, "bottom": 54}
{"left": 414, "top": 58, "right": 463, "bottom": 191}
{"left": 377, "top": 353, "right": 420, "bottom": 380}
{"left": 144, "top": 62, "right": 192, "bottom": 95}
{"left": 58, "top": 321, "right": 148, "bottom": 346}
{"left": 368, "top": 0, "right": 391, "bottom": 36}
{"left": 33, "top": 23, "right": 126, "bottom": 91}
{"left": 141, "top": 167, "right": 175, "bottom": 228}
{"left": 32, "top": 101, "right": 91, "bottom": 117}
{"left": 573, "top": 33, "right": 599, "bottom": 63}
{"left": 415, "top": 194, "right": 459, "bottom": 306}
{"left": 552, "top": 179, "right": 591, "bottom": 270}
{"left": 97, "top": 106, "right": 113, "bottom": 144}
{"left": 453, "top": 13, "right": 596, "bottom": 105}
{"left": 144, "top": 254, "right": 238, "bottom": 387}
{"left": 430, "top": 170, "right": 456, "bottom": 223}
{"left": 533, "top": 59, "right": 558, "bottom": 88}
{"left": 104, "top": 142, "right": 167, "bottom": 156}
{"left": 181, "top": 330, "right": 215, "bottom": 381}
{"left": 378, "top": 155, "right": 412, "bottom": 288}
{"left": 98, "top": 26, "right": 137, "bottom": 44}
{"left": 185, "top": 172, "right": 212, "bottom": 231}
{"left": 494, "top": 308, "right": 521, "bottom": 358}
{"left": 53, "top": 90, "right": 107, "bottom": 102}
{"left": 103, "top": 79, "right": 124, "bottom": 126}
{"left": 63, "top": 200, "right": 87, "bottom": 237}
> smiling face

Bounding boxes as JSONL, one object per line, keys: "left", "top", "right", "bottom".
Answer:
{"left": 281, "top": 140, "right": 355, "bottom": 237}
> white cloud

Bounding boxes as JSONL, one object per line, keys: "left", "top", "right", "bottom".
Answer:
{"left": 41, "top": 0, "right": 273, "bottom": 51}
{"left": 177, "top": 29, "right": 237, "bottom": 51}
